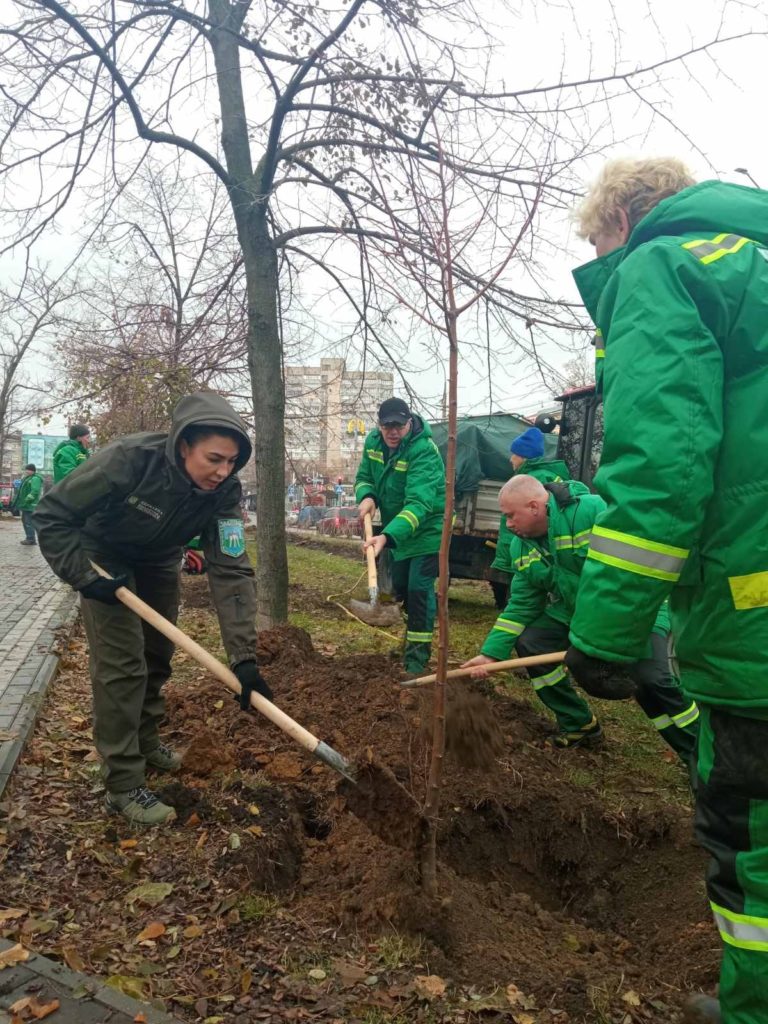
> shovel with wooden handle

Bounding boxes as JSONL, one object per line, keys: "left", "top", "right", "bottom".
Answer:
{"left": 347, "top": 514, "right": 402, "bottom": 628}
{"left": 400, "top": 650, "right": 567, "bottom": 688}
{"left": 89, "top": 561, "right": 357, "bottom": 782}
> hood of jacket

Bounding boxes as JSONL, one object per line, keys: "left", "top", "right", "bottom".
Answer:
{"left": 166, "top": 392, "right": 252, "bottom": 474}
{"left": 518, "top": 456, "right": 571, "bottom": 480}
{"left": 53, "top": 438, "right": 84, "bottom": 456}
{"left": 573, "top": 179, "right": 768, "bottom": 319}
{"left": 545, "top": 479, "right": 591, "bottom": 508}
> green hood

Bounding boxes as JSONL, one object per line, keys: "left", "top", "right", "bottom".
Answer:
{"left": 516, "top": 456, "right": 571, "bottom": 480}
{"left": 573, "top": 180, "right": 768, "bottom": 319}
{"left": 167, "top": 392, "right": 252, "bottom": 473}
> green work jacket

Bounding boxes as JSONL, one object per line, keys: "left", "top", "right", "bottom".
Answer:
{"left": 491, "top": 457, "right": 572, "bottom": 574}
{"left": 482, "top": 481, "right": 668, "bottom": 661}
{"left": 15, "top": 473, "right": 43, "bottom": 511}
{"left": 570, "top": 180, "right": 768, "bottom": 709}
{"left": 354, "top": 415, "right": 445, "bottom": 561}
{"left": 53, "top": 439, "right": 89, "bottom": 482}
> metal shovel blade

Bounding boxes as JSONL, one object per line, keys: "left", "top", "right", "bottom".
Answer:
{"left": 348, "top": 597, "right": 402, "bottom": 628}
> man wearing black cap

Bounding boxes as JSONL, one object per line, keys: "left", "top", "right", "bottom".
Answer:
{"left": 53, "top": 423, "right": 91, "bottom": 483}
{"left": 355, "top": 397, "right": 445, "bottom": 673}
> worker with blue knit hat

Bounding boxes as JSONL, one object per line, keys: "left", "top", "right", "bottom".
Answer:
{"left": 509, "top": 426, "right": 546, "bottom": 464}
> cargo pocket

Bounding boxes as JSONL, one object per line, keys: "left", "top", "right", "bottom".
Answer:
{"left": 710, "top": 709, "right": 768, "bottom": 800}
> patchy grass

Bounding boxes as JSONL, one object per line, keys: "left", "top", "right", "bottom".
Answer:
{"left": 373, "top": 932, "right": 425, "bottom": 971}
{"left": 237, "top": 893, "right": 280, "bottom": 922}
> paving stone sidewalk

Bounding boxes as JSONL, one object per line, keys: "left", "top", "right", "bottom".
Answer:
{"left": 0, "top": 940, "right": 180, "bottom": 1023}
{"left": 0, "top": 518, "right": 79, "bottom": 799}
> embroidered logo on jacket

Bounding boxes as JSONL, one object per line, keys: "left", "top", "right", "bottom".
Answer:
{"left": 218, "top": 518, "right": 245, "bottom": 558}
{"left": 127, "top": 495, "right": 164, "bottom": 520}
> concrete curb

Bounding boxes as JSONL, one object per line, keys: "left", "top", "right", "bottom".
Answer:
{"left": 0, "top": 600, "right": 79, "bottom": 801}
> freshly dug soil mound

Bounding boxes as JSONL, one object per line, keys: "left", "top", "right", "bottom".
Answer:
{"left": 162, "top": 623, "right": 715, "bottom": 1022}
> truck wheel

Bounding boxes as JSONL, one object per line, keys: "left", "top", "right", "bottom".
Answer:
{"left": 489, "top": 581, "right": 509, "bottom": 610}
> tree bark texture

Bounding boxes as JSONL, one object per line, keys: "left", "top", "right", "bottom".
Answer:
{"left": 209, "top": 0, "right": 288, "bottom": 627}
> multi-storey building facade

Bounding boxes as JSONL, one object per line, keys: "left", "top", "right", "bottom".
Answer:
{"left": 285, "top": 357, "right": 394, "bottom": 481}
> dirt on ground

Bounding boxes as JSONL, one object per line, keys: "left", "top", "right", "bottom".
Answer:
{"left": 163, "top": 618, "right": 717, "bottom": 1019}
{"left": 0, "top": 583, "right": 718, "bottom": 1024}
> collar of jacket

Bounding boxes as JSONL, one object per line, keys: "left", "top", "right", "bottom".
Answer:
{"left": 571, "top": 245, "right": 626, "bottom": 321}
{"left": 371, "top": 413, "right": 426, "bottom": 457}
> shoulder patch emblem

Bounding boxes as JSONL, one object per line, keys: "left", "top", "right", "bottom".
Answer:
{"left": 218, "top": 518, "right": 245, "bottom": 558}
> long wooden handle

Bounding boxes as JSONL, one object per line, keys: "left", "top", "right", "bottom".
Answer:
{"left": 363, "top": 513, "right": 377, "bottom": 591}
{"left": 402, "top": 650, "right": 567, "bottom": 687}
{"left": 89, "top": 562, "right": 321, "bottom": 755}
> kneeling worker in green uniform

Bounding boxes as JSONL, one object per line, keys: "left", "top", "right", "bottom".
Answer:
{"left": 355, "top": 397, "right": 445, "bottom": 674}
{"left": 462, "top": 475, "right": 698, "bottom": 773}
{"left": 35, "top": 393, "right": 272, "bottom": 825}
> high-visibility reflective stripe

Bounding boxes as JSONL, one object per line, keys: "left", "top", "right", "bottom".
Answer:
{"left": 729, "top": 571, "right": 768, "bottom": 611}
{"left": 554, "top": 529, "right": 590, "bottom": 551}
{"left": 711, "top": 902, "right": 768, "bottom": 951}
{"left": 394, "top": 460, "right": 408, "bottom": 471}
{"left": 367, "top": 450, "right": 384, "bottom": 463}
{"left": 492, "top": 618, "right": 524, "bottom": 636}
{"left": 355, "top": 483, "right": 373, "bottom": 497}
{"left": 406, "top": 631, "right": 432, "bottom": 643}
{"left": 515, "top": 551, "right": 542, "bottom": 570}
{"left": 683, "top": 233, "right": 752, "bottom": 265}
{"left": 589, "top": 526, "right": 688, "bottom": 582}
{"left": 532, "top": 666, "right": 568, "bottom": 690}
{"left": 396, "top": 509, "right": 419, "bottom": 531}
{"left": 672, "top": 702, "right": 700, "bottom": 729}
{"left": 650, "top": 713, "right": 673, "bottom": 731}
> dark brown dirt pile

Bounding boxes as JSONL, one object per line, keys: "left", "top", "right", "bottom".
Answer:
{"left": 158, "top": 620, "right": 715, "bottom": 1022}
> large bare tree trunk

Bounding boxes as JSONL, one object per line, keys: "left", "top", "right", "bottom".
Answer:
{"left": 242, "top": 224, "right": 289, "bottom": 627}
{"left": 209, "top": 0, "right": 288, "bottom": 626}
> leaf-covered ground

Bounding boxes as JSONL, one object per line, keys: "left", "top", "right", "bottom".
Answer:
{"left": 0, "top": 541, "right": 718, "bottom": 1024}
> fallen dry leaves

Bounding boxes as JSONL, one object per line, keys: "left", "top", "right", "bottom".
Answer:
{"left": 9, "top": 994, "right": 60, "bottom": 1020}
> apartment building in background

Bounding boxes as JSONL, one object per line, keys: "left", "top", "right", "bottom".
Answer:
{"left": 285, "top": 357, "right": 394, "bottom": 481}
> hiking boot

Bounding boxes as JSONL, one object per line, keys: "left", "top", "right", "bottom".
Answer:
{"left": 549, "top": 716, "right": 603, "bottom": 750}
{"left": 682, "top": 994, "right": 722, "bottom": 1023}
{"left": 144, "top": 743, "right": 182, "bottom": 774}
{"left": 105, "top": 786, "right": 177, "bottom": 825}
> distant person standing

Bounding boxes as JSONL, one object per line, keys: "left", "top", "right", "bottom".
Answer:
{"left": 53, "top": 423, "right": 91, "bottom": 482}
{"left": 14, "top": 464, "right": 43, "bottom": 546}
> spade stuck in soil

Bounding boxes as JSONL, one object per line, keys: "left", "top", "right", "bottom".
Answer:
{"left": 347, "top": 513, "right": 402, "bottom": 628}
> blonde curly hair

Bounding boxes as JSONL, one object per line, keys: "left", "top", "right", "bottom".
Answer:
{"left": 576, "top": 157, "right": 696, "bottom": 240}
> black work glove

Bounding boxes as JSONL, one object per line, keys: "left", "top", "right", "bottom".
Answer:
{"left": 233, "top": 661, "right": 273, "bottom": 709}
{"left": 79, "top": 574, "right": 130, "bottom": 605}
{"left": 564, "top": 646, "right": 638, "bottom": 701}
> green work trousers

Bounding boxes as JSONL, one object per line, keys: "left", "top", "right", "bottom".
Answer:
{"left": 391, "top": 553, "right": 439, "bottom": 673}
{"left": 515, "top": 617, "right": 699, "bottom": 770}
{"left": 80, "top": 557, "right": 179, "bottom": 793}
{"left": 696, "top": 704, "right": 768, "bottom": 1024}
